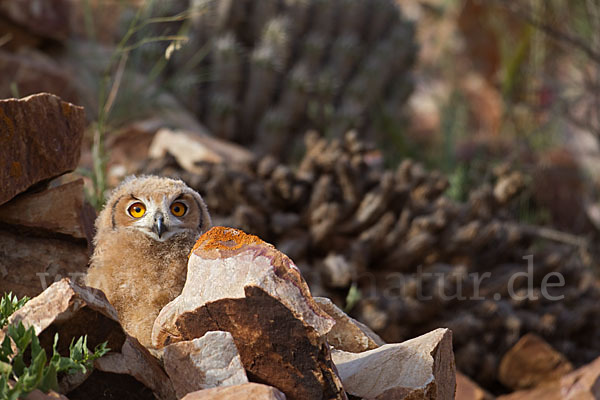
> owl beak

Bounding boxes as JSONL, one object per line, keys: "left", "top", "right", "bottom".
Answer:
{"left": 153, "top": 213, "right": 167, "bottom": 238}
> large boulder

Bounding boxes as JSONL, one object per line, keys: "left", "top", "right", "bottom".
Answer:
{"left": 153, "top": 227, "right": 346, "bottom": 400}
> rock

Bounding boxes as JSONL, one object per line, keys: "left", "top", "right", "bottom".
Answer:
{"left": 181, "top": 383, "right": 286, "bottom": 400}
{"left": 0, "top": 93, "right": 85, "bottom": 206}
{"left": 164, "top": 331, "right": 248, "bottom": 398}
{"left": 332, "top": 328, "right": 456, "bottom": 400}
{"left": 153, "top": 227, "right": 346, "bottom": 400}
{"left": 24, "top": 389, "right": 70, "bottom": 400}
{"left": 0, "top": 179, "right": 94, "bottom": 298}
{"left": 0, "top": 179, "right": 95, "bottom": 241}
{"left": 314, "top": 296, "right": 384, "bottom": 353}
{"left": 498, "top": 333, "right": 573, "bottom": 391}
{"left": 0, "top": 0, "right": 72, "bottom": 40}
{"left": 497, "top": 355, "right": 600, "bottom": 400}
{"left": 456, "top": 372, "right": 494, "bottom": 400}
{"left": 3, "top": 278, "right": 176, "bottom": 400}
{"left": 0, "top": 49, "right": 80, "bottom": 104}
{"left": 148, "top": 128, "right": 255, "bottom": 172}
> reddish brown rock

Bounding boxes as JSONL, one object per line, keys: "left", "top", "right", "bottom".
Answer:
{"left": 498, "top": 356, "right": 600, "bottom": 400}
{"left": 0, "top": 50, "right": 80, "bottom": 103}
{"left": 3, "top": 278, "right": 176, "bottom": 400}
{"left": 153, "top": 227, "right": 345, "bottom": 400}
{"left": 332, "top": 328, "right": 456, "bottom": 400}
{"left": 314, "top": 296, "right": 384, "bottom": 353}
{"left": 181, "top": 383, "right": 286, "bottom": 400}
{"left": 0, "top": 179, "right": 95, "bottom": 241}
{"left": 498, "top": 333, "right": 573, "bottom": 391}
{"left": 456, "top": 372, "right": 494, "bottom": 400}
{"left": 0, "top": 179, "right": 94, "bottom": 298}
{"left": 163, "top": 331, "right": 248, "bottom": 398}
{"left": 0, "top": 0, "right": 72, "bottom": 40}
{"left": 0, "top": 93, "right": 85, "bottom": 206}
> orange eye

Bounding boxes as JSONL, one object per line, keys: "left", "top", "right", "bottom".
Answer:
{"left": 170, "top": 202, "right": 187, "bottom": 217}
{"left": 128, "top": 202, "right": 146, "bottom": 218}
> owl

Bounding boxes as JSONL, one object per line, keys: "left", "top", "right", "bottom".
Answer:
{"left": 85, "top": 175, "right": 211, "bottom": 348}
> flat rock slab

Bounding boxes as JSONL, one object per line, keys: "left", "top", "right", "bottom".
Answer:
{"left": 0, "top": 93, "right": 84, "bottom": 206}
{"left": 164, "top": 331, "right": 248, "bottom": 399}
{"left": 2, "top": 278, "right": 175, "bottom": 400}
{"left": 314, "top": 296, "right": 384, "bottom": 353}
{"left": 0, "top": 179, "right": 93, "bottom": 298}
{"left": 0, "top": 179, "right": 95, "bottom": 240}
{"left": 332, "top": 328, "right": 456, "bottom": 400}
{"left": 181, "top": 383, "right": 286, "bottom": 400}
{"left": 153, "top": 227, "right": 345, "bottom": 400}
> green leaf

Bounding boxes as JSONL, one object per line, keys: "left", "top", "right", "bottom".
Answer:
{"left": 0, "top": 334, "right": 13, "bottom": 362}
{"left": 38, "top": 363, "right": 58, "bottom": 393}
{"left": 0, "top": 360, "right": 11, "bottom": 376}
{"left": 0, "top": 293, "right": 30, "bottom": 329}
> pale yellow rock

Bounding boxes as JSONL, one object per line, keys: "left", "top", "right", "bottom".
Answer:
{"left": 164, "top": 331, "right": 248, "bottom": 399}
{"left": 332, "top": 328, "right": 456, "bottom": 400}
{"left": 149, "top": 128, "right": 255, "bottom": 173}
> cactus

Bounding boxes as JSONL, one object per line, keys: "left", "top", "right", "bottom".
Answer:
{"left": 162, "top": 0, "right": 416, "bottom": 158}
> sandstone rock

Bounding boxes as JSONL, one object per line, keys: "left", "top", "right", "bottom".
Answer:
{"left": 314, "top": 296, "right": 384, "bottom": 353}
{"left": 332, "top": 328, "right": 456, "bottom": 400}
{"left": 181, "top": 383, "right": 286, "bottom": 400}
{"left": 149, "top": 128, "right": 255, "bottom": 172}
{"left": 498, "top": 355, "right": 600, "bottom": 400}
{"left": 164, "top": 331, "right": 248, "bottom": 399}
{"left": 0, "top": 93, "right": 85, "bottom": 206}
{"left": 3, "top": 278, "right": 176, "bottom": 400}
{"left": 0, "top": 179, "right": 95, "bottom": 241}
{"left": 456, "top": 372, "right": 494, "bottom": 400}
{"left": 498, "top": 333, "right": 573, "bottom": 391}
{"left": 0, "top": 179, "right": 94, "bottom": 298}
{"left": 153, "top": 227, "right": 345, "bottom": 400}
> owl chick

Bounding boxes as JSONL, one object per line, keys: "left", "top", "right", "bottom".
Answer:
{"left": 85, "top": 175, "right": 211, "bottom": 347}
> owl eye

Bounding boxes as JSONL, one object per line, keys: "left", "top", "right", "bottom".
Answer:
{"left": 170, "top": 202, "right": 187, "bottom": 217}
{"left": 128, "top": 202, "right": 146, "bottom": 218}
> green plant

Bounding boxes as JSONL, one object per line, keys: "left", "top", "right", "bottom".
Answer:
{"left": 0, "top": 323, "right": 109, "bottom": 399}
{"left": 0, "top": 294, "right": 109, "bottom": 399}
{"left": 0, "top": 293, "right": 29, "bottom": 329}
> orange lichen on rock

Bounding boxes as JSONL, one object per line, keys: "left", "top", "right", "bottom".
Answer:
{"left": 191, "top": 226, "right": 265, "bottom": 254}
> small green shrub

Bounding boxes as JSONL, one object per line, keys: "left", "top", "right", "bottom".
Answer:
{"left": 0, "top": 293, "right": 29, "bottom": 329}
{"left": 0, "top": 294, "right": 109, "bottom": 399}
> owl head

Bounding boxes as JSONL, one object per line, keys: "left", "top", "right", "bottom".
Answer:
{"left": 96, "top": 175, "right": 211, "bottom": 242}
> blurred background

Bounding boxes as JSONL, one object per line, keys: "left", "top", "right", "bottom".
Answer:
{"left": 2, "top": 0, "right": 600, "bottom": 396}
